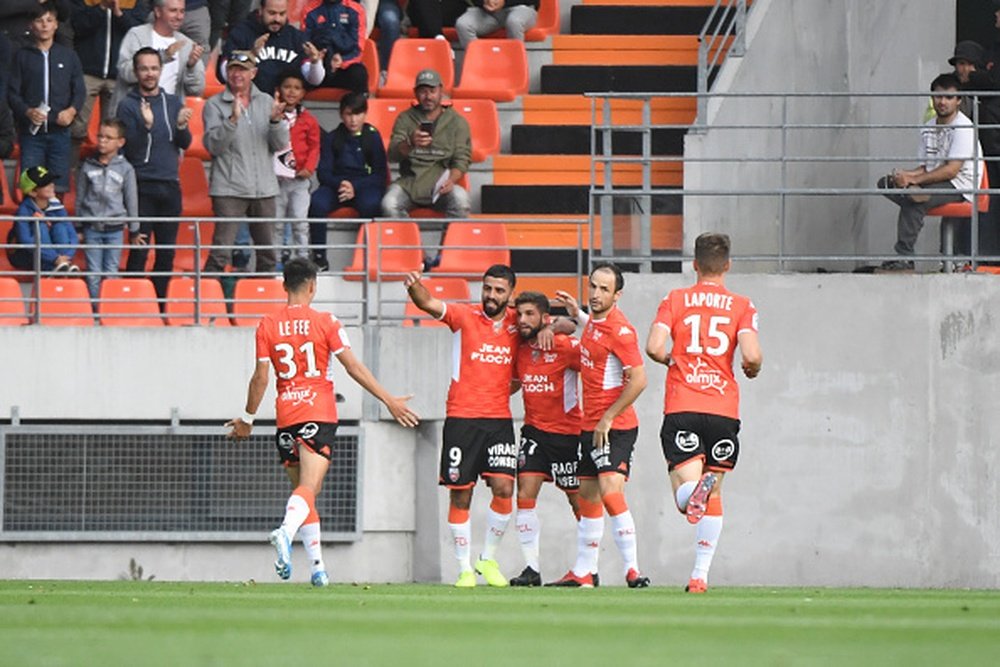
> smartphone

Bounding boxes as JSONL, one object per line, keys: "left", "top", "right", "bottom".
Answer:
{"left": 419, "top": 121, "right": 434, "bottom": 136}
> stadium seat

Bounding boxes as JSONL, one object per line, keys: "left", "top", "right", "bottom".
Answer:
{"left": 344, "top": 220, "right": 423, "bottom": 281}
{"left": 452, "top": 99, "right": 500, "bottom": 162}
{"left": 0, "top": 219, "right": 20, "bottom": 276}
{"left": 98, "top": 278, "right": 163, "bottom": 326}
{"left": 203, "top": 54, "right": 225, "bottom": 96}
{"left": 431, "top": 221, "right": 510, "bottom": 278}
{"left": 0, "top": 276, "right": 27, "bottom": 325}
{"left": 0, "top": 166, "right": 19, "bottom": 214}
{"left": 930, "top": 168, "right": 990, "bottom": 266}
{"left": 34, "top": 278, "right": 94, "bottom": 326}
{"left": 453, "top": 40, "right": 529, "bottom": 103}
{"left": 232, "top": 277, "right": 286, "bottom": 327}
{"left": 165, "top": 276, "right": 230, "bottom": 326}
{"left": 365, "top": 98, "right": 410, "bottom": 150}
{"left": 525, "top": 0, "right": 559, "bottom": 41}
{"left": 183, "top": 97, "right": 210, "bottom": 161}
{"left": 402, "top": 277, "right": 470, "bottom": 327}
{"left": 78, "top": 98, "right": 103, "bottom": 159}
{"left": 379, "top": 39, "right": 454, "bottom": 98}
{"left": 173, "top": 221, "right": 215, "bottom": 273}
{"left": 305, "top": 39, "right": 380, "bottom": 101}
{"left": 179, "top": 157, "right": 214, "bottom": 218}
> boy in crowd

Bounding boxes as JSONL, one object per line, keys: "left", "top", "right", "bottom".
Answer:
{"left": 272, "top": 71, "right": 320, "bottom": 265}
{"left": 10, "top": 165, "right": 78, "bottom": 272}
{"left": 76, "top": 118, "right": 140, "bottom": 298}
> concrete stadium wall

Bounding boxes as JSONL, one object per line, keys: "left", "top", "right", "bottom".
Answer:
{"left": 685, "top": 0, "right": 957, "bottom": 270}
{"left": 2, "top": 273, "right": 998, "bottom": 588}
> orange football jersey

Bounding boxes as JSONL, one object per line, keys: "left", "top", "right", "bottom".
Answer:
{"left": 513, "top": 334, "right": 582, "bottom": 435}
{"left": 579, "top": 306, "right": 644, "bottom": 431}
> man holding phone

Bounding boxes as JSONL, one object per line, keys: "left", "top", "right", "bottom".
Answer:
{"left": 383, "top": 69, "right": 472, "bottom": 234}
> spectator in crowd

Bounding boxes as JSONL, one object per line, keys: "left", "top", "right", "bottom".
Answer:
{"left": 304, "top": 0, "right": 368, "bottom": 94}
{"left": 218, "top": 0, "right": 326, "bottom": 97}
{"left": 117, "top": 47, "right": 193, "bottom": 298}
{"left": 0, "top": 98, "right": 14, "bottom": 161}
{"left": 949, "top": 40, "right": 985, "bottom": 120}
{"left": 877, "top": 73, "right": 983, "bottom": 271}
{"left": 272, "top": 71, "right": 321, "bottom": 265}
{"left": 202, "top": 51, "right": 289, "bottom": 275}
{"left": 308, "top": 91, "right": 387, "bottom": 270}
{"left": 0, "top": 0, "right": 72, "bottom": 52}
{"left": 113, "top": 0, "right": 205, "bottom": 115}
{"left": 406, "top": 0, "right": 467, "bottom": 40}
{"left": 181, "top": 0, "right": 210, "bottom": 52}
{"left": 70, "top": 0, "right": 150, "bottom": 158}
{"left": 374, "top": 0, "right": 402, "bottom": 87}
{"left": 383, "top": 68, "right": 471, "bottom": 266}
{"left": 209, "top": 0, "right": 253, "bottom": 50}
{"left": 0, "top": 31, "right": 10, "bottom": 103}
{"left": 10, "top": 165, "right": 78, "bottom": 272}
{"left": 76, "top": 118, "right": 140, "bottom": 298}
{"left": 7, "top": 2, "right": 86, "bottom": 194}
{"left": 455, "top": 0, "right": 538, "bottom": 48}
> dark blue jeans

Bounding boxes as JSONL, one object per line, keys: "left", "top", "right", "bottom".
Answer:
{"left": 18, "top": 127, "right": 72, "bottom": 193}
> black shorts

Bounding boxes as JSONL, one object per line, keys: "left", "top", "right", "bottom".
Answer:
{"left": 660, "top": 412, "right": 741, "bottom": 472}
{"left": 518, "top": 424, "right": 581, "bottom": 491}
{"left": 275, "top": 421, "right": 339, "bottom": 467}
{"left": 440, "top": 417, "right": 517, "bottom": 488}
{"left": 578, "top": 427, "right": 638, "bottom": 479}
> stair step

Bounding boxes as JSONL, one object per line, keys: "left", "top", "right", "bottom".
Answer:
{"left": 570, "top": 5, "right": 712, "bottom": 35}
{"left": 550, "top": 35, "right": 729, "bottom": 66}
{"left": 522, "top": 95, "right": 696, "bottom": 126}
{"left": 540, "top": 65, "right": 697, "bottom": 94}
{"left": 510, "top": 125, "right": 684, "bottom": 156}
{"left": 481, "top": 185, "right": 682, "bottom": 215}
{"left": 492, "top": 155, "right": 682, "bottom": 186}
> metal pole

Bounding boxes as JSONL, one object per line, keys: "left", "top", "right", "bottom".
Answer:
{"left": 641, "top": 97, "right": 652, "bottom": 271}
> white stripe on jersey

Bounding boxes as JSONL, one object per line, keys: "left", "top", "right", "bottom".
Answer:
{"left": 563, "top": 367, "right": 579, "bottom": 414}
{"left": 451, "top": 329, "right": 462, "bottom": 383}
{"left": 602, "top": 353, "right": 624, "bottom": 390}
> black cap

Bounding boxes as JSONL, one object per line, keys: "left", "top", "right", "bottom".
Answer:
{"left": 949, "top": 40, "right": 984, "bottom": 66}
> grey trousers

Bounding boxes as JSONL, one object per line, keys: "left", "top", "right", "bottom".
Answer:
{"left": 879, "top": 178, "right": 965, "bottom": 255}
{"left": 454, "top": 6, "right": 538, "bottom": 47}
{"left": 205, "top": 196, "right": 278, "bottom": 273}
{"left": 381, "top": 183, "right": 471, "bottom": 218}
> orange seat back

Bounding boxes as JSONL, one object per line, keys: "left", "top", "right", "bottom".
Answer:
{"left": 98, "top": 277, "right": 163, "bottom": 326}
{"left": 452, "top": 99, "right": 501, "bottom": 162}
{"left": 232, "top": 277, "right": 286, "bottom": 327}
{"left": 184, "top": 97, "right": 210, "bottom": 161}
{"left": 402, "top": 277, "right": 470, "bottom": 327}
{"left": 431, "top": 222, "right": 510, "bottom": 278}
{"left": 173, "top": 220, "right": 215, "bottom": 273}
{"left": 34, "top": 278, "right": 94, "bottom": 326}
{"left": 365, "top": 98, "right": 411, "bottom": 151}
{"left": 928, "top": 168, "right": 990, "bottom": 217}
{"left": 180, "top": 157, "right": 213, "bottom": 218}
{"left": 454, "top": 40, "right": 528, "bottom": 102}
{"left": 380, "top": 39, "right": 454, "bottom": 98}
{"left": 344, "top": 220, "right": 424, "bottom": 281}
{"left": 0, "top": 276, "right": 27, "bottom": 325}
{"left": 165, "top": 276, "right": 230, "bottom": 326}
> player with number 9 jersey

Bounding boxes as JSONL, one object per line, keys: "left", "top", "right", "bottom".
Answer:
{"left": 256, "top": 304, "right": 351, "bottom": 427}
{"left": 653, "top": 282, "right": 758, "bottom": 420}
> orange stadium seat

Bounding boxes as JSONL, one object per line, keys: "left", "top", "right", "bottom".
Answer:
{"left": 180, "top": 157, "right": 214, "bottom": 218}
{"left": 1, "top": 166, "right": 19, "bottom": 214}
{"left": 98, "top": 278, "right": 163, "bottom": 326}
{"left": 379, "top": 39, "right": 454, "bottom": 98}
{"left": 34, "top": 278, "right": 94, "bottom": 326}
{"left": 0, "top": 276, "right": 27, "bottom": 325}
{"left": 453, "top": 40, "right": 529, "bottom": 102}
{"left": 79, "top": 98, "right": 103, "bottom": 159}
{"left": 232, "top": 277, "right": 286, "bottom": 327}
{"left": 365, "top": 98, "right": 410, "bottom": 150}
{"left": 165, "top": 276, "right": 230, "bottom": 326}
{"left": 452, "top": 99, "right": 500, "bottom": 162}
{"left": 184, "top": 97, "right": 210, "bottom": 161}
{"left": 431, "top": 221, "right": 510, "bottom": 278}
{"left": 344, "top": 220, "right": 423, "bottom": 281}
{"left": 525, "top": 0, "right": 560, "bottom": 41}
{"left": 930, "top": 168, "right": 990, "bottom": 262}
{"left": 305, "top": 39, "right": 380, "bottom": 102}
{"left": 402, "top": 277, "right": 470, "bottom": 327}
{"left": 203, "top": 53, "right": 225, "bottom": 97}
{"left": 0, "top": 219, "right": 20, "bottom": 276}
{"left": 173, "top": 221, "right": 215, "bottom": 273}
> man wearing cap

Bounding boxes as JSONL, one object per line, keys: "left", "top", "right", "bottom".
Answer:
{"left": 202, "top": 50, "right": 289, "bottom": 275}
{"left": 382, "top": 68, "right": 471, "bottom": 224}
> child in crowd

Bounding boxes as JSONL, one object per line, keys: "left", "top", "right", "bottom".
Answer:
{"left": 272, "top": 71, "right": 321, "bottom": 265}
{"left": 76, "top": 119, "right": 141, "bottom": 298}
{"left": 11, "top": 166, "right": 79, "bottom": 272}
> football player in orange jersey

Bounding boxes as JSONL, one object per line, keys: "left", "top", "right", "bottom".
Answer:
{"left": 646, "top": 233, "right": 762, "bottom": 593}
{"left": 227, "top": 258, "right": 418, "bottom": 586}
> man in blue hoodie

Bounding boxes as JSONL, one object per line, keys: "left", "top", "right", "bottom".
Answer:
{"left": 116, "top": 46, "right": 193, "bottom": 298}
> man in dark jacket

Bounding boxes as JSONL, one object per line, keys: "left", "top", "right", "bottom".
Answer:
{"left": 116, "top": 47, "right": 193, "bottom": 297}
{"left": 305, "top": 0, "right": 368, "bottom": 93}
{"left": 7, "top": 2, "right": 86, "bottom": 193}
{"left": 70, "top": 0, "right": 149, "bottom": 152}
{"left": 218, "top": 0, "right": 326, "bottom": 96}
{"left": 455, "top": 0, "right": 538, "bottom": 48}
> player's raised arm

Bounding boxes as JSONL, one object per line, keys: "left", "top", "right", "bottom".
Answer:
{"left": 645, "top": 322, "right": 671, "bottom": 365}
{"left": 404, "top": 270, "right": 446, "bottom": 319}
{"left": 226, "top": 359, "right": 270, "bottom": 439}
{"left": 336, "top": 348, "right": 420, "bottom": 427}
{"left": 738, "top": 330, "right": 763, "bottom": 379}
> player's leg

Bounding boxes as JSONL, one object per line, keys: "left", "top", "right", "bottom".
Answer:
{"left": 662, "top": 414, "right": 714, "bottom": 521}
{"left": 688, "top": 473, "right": 726, "bottom": 593}
{"left": 547, "top": 432, "right": 600, "bottom": 587}
{"left": 596, "top": 428, "right": 647, "bottom": 587}
{"left": 474, "top": 420, "right": 517, "bottom": 587}
{"left": 511, "top": 473, "right": 544, "bottom": 586}
{"left": 448, "top": 486, "right": 476, "bottom": 587}
{"left": 441, "top": 418, "right": 480, "bottom": 587}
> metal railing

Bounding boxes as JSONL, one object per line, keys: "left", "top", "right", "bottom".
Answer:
{"left": 697, "top": 0, "right": 748, "bottom": 126}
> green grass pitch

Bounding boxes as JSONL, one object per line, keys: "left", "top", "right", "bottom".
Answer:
{"left": 0, "top": 581, "right": 997, "bottom": 666}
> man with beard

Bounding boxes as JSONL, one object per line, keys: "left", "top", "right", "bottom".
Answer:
{"left": 404, "top": 264, "right": 521, "bottom": 588}
{"left": 218, "top": 0, "right": 326, "bottom": 97}
{"left": 116, "top": 46, "right": 193, "bottom": 298}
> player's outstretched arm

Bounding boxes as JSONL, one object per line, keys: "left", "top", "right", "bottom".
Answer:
{"left": 337, "top": 348, "right": 420, "bottom": 428}
{"left": 553, "top": 290, "right": 580, "bottom": 319}
{"left": 404, "top": 271, "right": 446, "bottom": 319}
{"left": 226, "top": 360, "right": 270, "bottom": 440}
{"left": 645, "top": 322, "right": 671, "bottom": 365}
{"left": 738, "top": 330, "right": 763, "bottom": 379}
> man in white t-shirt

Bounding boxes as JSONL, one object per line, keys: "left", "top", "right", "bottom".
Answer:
{"left": 877, "top": 72, "right": 984, "bottom": 270}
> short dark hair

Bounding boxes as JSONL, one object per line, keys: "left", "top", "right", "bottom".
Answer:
{"left": 339, "top": 91, "right": 368, "bottom": 115}
{"left": 279, "top": 69, "right": 306, "bottom": 88}
{"left": 514, "top": 291, "right": 549, "bottom": 314}
{"left": 100, "top": 118, "right": 127, "bottom": 138}
{"left": 33, "top": 1, "right": 58, "bottom": 19}
{"left": 694, "top": 232, "right": 731, "bottom": 274}
{"left": 133, "top": 46, "right": 162, "bottom": 70}
{"left": 931, "top": 72, "right": 962, "bottom": 92}
{"left": 591, "top": 261, "right": 623, "bottom": 292}
{"left": 484, "top": 264, "right": 516, "bottom": 290}
{"left": 283, "top": 258, "right": 318, "bottom": 291}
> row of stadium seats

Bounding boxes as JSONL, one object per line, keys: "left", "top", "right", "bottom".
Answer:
{"left": 0, "top": 274, "right": 471, "bottom": 328}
